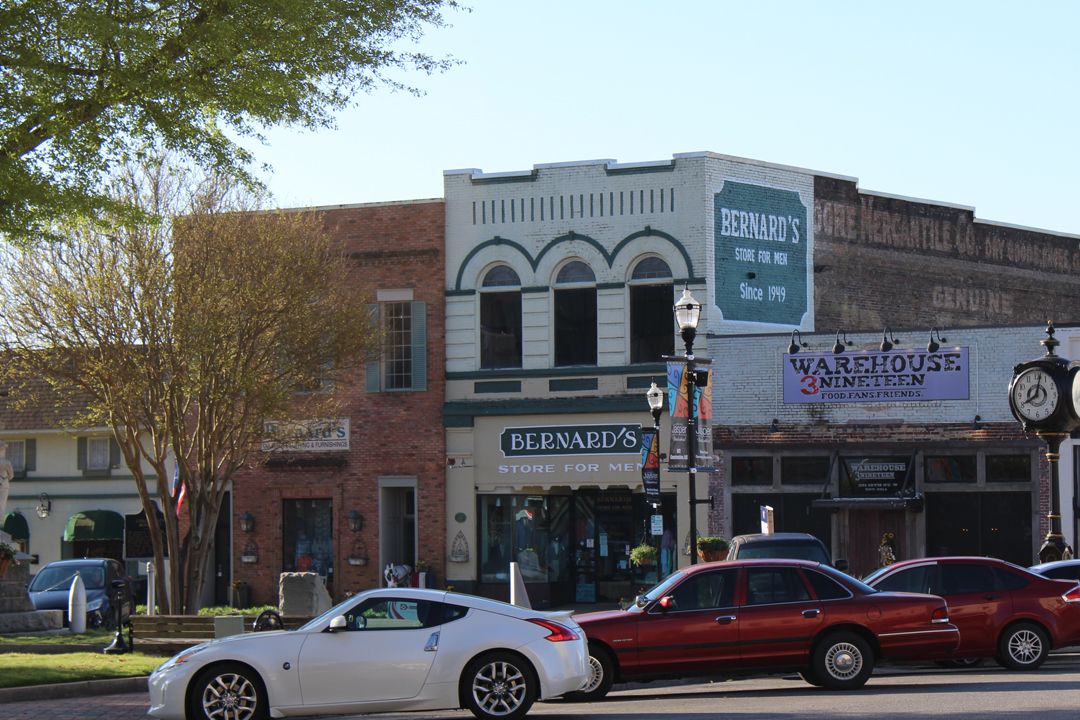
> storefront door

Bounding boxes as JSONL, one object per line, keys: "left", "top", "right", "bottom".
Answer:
{"left": 283, "top": 499, "right": 334, "bottom": 593}
{"left": 845, "top": 509, "right": 907, "bottom": 578}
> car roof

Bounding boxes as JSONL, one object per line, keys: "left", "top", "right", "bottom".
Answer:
{"left": 731, "top": 533, "right": 822, "bottom": 543}
{"left": 357, "top": 586, "right": 561, "bottom": 620}
{"left": 40, "top": 558, "right": 112, "bottom": 567}
{"left": 682, "top": 558, "right": 825, "bottom": 574}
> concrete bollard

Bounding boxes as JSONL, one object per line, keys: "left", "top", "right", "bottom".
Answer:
{"left": 146, "top": 561, "right": 156, "bottom": 616}
{"left": 68, "top": 573, "right": 87, "bottom": 633}
{"left": 510, "top": 562, "right": 531, "bottom": 609}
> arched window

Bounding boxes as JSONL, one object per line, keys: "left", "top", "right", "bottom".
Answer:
{"left": 480, "top": 266, "right": 522, "bottom": 369}
{"left": 554, "top": 260, "right": 596, "bottom": 366}
{"left": 629, "top": 257, "right": 673, "bottom": 363}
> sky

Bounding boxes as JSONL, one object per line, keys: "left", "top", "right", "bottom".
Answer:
{"left": 250, "top": 1, "right": 1080, "bottom": 236}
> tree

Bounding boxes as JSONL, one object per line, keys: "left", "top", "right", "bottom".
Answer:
{"left": 0, "top": 0, "right": 457, "bottom": 243}
{"left": 0, "top": 157, "right": 377, "bottom": 612}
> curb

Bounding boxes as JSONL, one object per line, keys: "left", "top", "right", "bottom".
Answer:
{"left": 0, "top": 676, "right": 148, "bottom": 704}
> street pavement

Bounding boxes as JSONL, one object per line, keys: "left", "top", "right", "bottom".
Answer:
{"left": 5, "top": 655, "right": 1080, "bottom": 720}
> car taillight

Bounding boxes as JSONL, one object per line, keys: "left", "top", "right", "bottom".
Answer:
{"left": 1063, "top": 585, "right": 1080, "bottom": 603}
{"left": 527, "top": 618, "right": 580, "bottom": 642}
{"left": 931, "top": 606, "right": 950, "bottom": 624}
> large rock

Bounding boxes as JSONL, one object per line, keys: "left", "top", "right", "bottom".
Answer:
{"left": 0, "top": 578, "right": 62, "bottom": 632}
{"left": 278, "top": 572, "right": 332, "bottom": 617}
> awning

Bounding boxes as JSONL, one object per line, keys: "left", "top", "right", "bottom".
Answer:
{"left": 63, "top": 510, "right": 125, "bottom": 541}
{"left": 1, "top": 511, "right": 29, "bottom": 540}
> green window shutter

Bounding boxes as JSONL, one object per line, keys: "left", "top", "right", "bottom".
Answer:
{"left": 366, "top": 303, "right": 381, "bottom": 393}
{"left": 410, "top": 300, "right": 427, "bottom": 391}
{"left": 25, "top": 439, "right": 36, "bottom": 471}
{"left": 109, "top": 438, "right": 121, "bottom": 468}
{"left": 77, "top": 437, "right": 86, "bottom": 470}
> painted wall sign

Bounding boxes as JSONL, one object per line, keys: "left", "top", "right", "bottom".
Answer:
{"left": 714, "top": 181, "right": 808, "bottom": 326}
{"left": 783, "top": 348, "right": 970, "bottom": 404}
{"left": 262, "top": 418, "right": 350, "bottom": 452}
{"left": 499, "top": 424, "right": 641, "bottom": 458}
{"left": 841, "top": 457, "right": 909, "bottom": 496}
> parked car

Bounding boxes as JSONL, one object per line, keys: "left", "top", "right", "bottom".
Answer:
{"left": 727, "top": 532, "right": 849, "bottom": 572}
{"left": 1030, "top": 559, "right": 1080, "bottom": 583}
{"left": 149, "top": 587, "right": 588, "bottom": 720}
{"left": 571, "top": 559, "right": 958, "bottom": 699}
{"left": 864, "top": 556, "right": 1080, "bottom": 670}
{"left": 27, "top": 557, "right": 133, "bottom": 629}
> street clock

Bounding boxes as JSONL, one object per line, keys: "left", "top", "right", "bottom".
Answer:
{"left": 1007, "top": 322, "right": 1078, "bottom": 562}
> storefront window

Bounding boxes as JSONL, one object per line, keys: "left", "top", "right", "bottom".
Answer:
{"left": 925, "top": 455, "right": 976, "bottom": 483}
{"left": 780, "top": 456, "right": 830, "bottom": 484}
{"left": 731, "top": 493, "right": 831, "bottom": 545}
{"left": 986, "top": 454, "right": 1031, "bottom": 483}
{"left": 926, "top": 491, "right": 1031, "bottom": 565}
{"left": 479, "top": 495, "right": 569, "bottom": 584}
{"left": 732, "top": 456, "right": 773, "bottom": 486}
{"left": 283, "top": 499, "right": 334, "bottom": 579}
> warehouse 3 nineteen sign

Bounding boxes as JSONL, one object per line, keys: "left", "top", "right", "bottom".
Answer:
{"left": 783, "top": 348, "right": 969, "bottom": 404}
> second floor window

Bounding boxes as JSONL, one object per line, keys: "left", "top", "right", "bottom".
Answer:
{"left": 554, "top": 261, "right": 596, "bottom": 367}
{"left": 629, "top": 257, "right": 673, "bottom": 363}
{"left": 366, "top": 299, "right": 427, "bottom": 392}
{"left": 480, "top": 266, "right": 522, "bottom": 369}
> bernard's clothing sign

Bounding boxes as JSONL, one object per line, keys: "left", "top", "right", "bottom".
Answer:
{"left": 783, "top": 348, "right": 969, "bottom": 404}
{"left": 500, "top": 424, "right": 641, "bottom": 457}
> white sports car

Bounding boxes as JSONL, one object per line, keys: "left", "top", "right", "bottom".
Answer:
{"left": 148, "top": 587, "right": 588, "bottom": 720}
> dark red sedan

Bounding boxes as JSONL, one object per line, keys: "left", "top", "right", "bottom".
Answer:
{"left": 864, "top": 556, "right": 1080, "bottom": 670}
{"left": 572, "top": 559, "right": 958, "bottom": 699}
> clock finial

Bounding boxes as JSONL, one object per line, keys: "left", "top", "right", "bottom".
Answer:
{"left": 1042, "top": 321, "right": 1059, "bottom": 356}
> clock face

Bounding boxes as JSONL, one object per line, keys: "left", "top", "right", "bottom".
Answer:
{"left": 1011, "top": 368, "right": 1059, "bottom": 422}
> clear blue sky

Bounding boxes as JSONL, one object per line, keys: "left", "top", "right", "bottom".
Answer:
{"left": 252, "top": 1, "right": 1080, "bottom": 235}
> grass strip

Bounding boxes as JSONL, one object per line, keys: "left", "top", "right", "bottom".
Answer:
{"left": 0, "top": 652, "right": 163, "bottom": 689}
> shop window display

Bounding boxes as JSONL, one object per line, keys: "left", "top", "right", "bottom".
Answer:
{"left": 479, "top": 495, "right": 569, "bottom": 584}
{"left": 283, "top": 498, "right": 334, "bottom": 581}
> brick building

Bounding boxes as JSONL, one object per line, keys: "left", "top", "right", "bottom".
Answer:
{"left": 440, "top": 152, "right": 1080, "bottom": 605}
{"left": 228, "top": 200, "right": 446, "bottom": 606}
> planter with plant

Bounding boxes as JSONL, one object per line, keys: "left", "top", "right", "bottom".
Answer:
{"left": 696, "top": 536, "right": 729, "bottom": 562}
{"left": 630, "top": 543, "right": 659, "bottom": 567}
{"left": 0, "top": 542, "right": 16, "bottom": 577}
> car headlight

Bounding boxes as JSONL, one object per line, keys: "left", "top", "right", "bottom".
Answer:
{"left": 156, "top": 645, "right": 209, "bottom": 674}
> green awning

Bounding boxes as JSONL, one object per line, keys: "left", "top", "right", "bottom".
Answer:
{"left": 1, "top": 511, "right": 29, "bottom": 541}
{"left": 63, "top": 510, "right": 125, "bottom": 541}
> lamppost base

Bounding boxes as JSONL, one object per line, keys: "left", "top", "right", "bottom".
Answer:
{"left": 1038, "top": 535, "right": 1074, "bottom": 564}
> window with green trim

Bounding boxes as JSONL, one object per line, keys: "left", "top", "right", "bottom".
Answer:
{"left": 365, "top": 300, "right": 427, "bottom": 392}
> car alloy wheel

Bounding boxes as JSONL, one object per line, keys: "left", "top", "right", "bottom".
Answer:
{"left": 190, "top": 663, "right": 267, "bottom": 720}
{"left": 997, "top": 622, "right": 1048, "bottom": 670}
{"left": 462, "top": 652, "right": 536, "bottom": 720}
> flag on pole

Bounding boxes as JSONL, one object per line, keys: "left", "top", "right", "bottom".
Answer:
{"left": 172, "top": 464, "right": 186, "bottom": 518}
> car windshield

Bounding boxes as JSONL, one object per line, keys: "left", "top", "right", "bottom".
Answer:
{"left": 29, "top": 565, "right": 105, "bottom": 591}
{"left": 297, "top": 590, "right": 377, "bottom": 631}
{"left": 737, "top": 542, "right": 830, "bottom": 564}
{"left": 627, "top": 570, "right": 688, "bottom": 613}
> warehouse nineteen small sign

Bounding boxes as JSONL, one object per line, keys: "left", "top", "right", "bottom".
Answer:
{"left": 783, "top": 348, "right": 969, "bottom": 404}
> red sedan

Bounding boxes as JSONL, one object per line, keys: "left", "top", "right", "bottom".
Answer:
{"left": 865, "top": 556, "right": 1080, "bottom": 670}
{"left": 572, "top": 559, "right": 958, "bottom": 699}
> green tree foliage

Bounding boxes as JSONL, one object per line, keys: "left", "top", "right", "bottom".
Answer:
{"left": 0, "top": 0, "right": 457, "bottom": 243}
{"left": 0, "top": 156, "right": 378, "bottom": 612}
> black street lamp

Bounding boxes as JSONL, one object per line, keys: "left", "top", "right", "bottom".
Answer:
{"left": 673, "top": 288, "right": 710, "bottom": 565}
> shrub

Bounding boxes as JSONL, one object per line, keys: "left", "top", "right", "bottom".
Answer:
{"left": 696, "top": 536, "right": 729, "bottom": 552}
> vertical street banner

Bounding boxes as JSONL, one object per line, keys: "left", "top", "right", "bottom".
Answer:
{"left": 666, "top": 361, "right": 715, "bottom": 472}
{"left": 640, "top": 428, "right": 661, "bottom": 503}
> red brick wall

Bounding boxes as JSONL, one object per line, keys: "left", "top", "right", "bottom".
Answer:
{"left": 232, "top": 200, "right": 446, "bottom": 605}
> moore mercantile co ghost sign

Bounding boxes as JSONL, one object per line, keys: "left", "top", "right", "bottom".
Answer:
{"left": 783, "top": 348, "right": 969, "bottom": 404}
{"left": 714, "top": 181, "right": 808, "bottom": 326}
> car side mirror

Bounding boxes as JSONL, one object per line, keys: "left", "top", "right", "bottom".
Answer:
{"left": 111, "top": 578, "right": 127, "bottom": 590}
{"left": 834, "top": 559, "right": 849, "bottom": 573}
{"left": 327, "top": 615, "right": 348, "bottom": 633}
{"left": 657, "top": 595, "right": 675, "bottom": 612}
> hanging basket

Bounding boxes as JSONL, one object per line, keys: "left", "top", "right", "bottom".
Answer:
{"left": 347, "top": 556, "right": 369, "bottom": 566}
